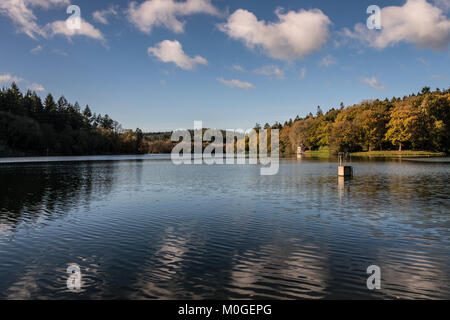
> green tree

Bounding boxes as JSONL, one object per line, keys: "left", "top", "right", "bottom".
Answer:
{"left": 44, "top": 94, "right": 57, "bottom": 114}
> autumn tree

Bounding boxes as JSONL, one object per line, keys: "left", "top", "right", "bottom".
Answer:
{"left": 289, "top": 117, "right": 314, "bottom": 151}
{"left": 329, "top": 120, "right": 362, "bottom": 153}
{"left": 357, "top": 101, "right": 390, "bottom": 151}
{"left": 385, "top": 102, "right": 419, "bottom": 151}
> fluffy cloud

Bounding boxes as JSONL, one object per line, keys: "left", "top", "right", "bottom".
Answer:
{"left": 27, "top": 83, "right": 45, "bottom": 91}
{"left": 0, "top": 73, "right": 47, "bottom": 92}
{"left": 0, "top": 0, "right": 46, "bottom": 38}
{"left": 361, "top": 77, "right": 385, "bottom": 90}
{"left": 0, "top": 0, "right": 104, "bottom": 41}
{"left": 217, "top": 78, "right": 254, "bottom": 90}
{"left": 128, "top": 0, "right": 219, "bottom": 34}
{"left": 219, "top": 8, "right": 331, "bottom": 61}
{"left": 0, "top": 73, "right": 22, "bottom": 84}
{"left": 45, "top": 19, "right": 105, "bottom": 41}
{"left": 93, "top": 5, "right": 118, "bottom": 25}
{"left": 253, "top": 65, "right": 284, "bottom": 79}
{"left": 434, "top": 0, "right": 450, "bottom": 11}
{"left": 343, "top": 0, "right": 450, "bottom": 50}
{"left": 0, "top": 73, "right": 46, "bottom": 91}
{"left": 148, "top": 40, "right": 208, "bottom": 70}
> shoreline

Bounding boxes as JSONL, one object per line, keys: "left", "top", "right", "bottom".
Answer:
{"left": 293, "top": 150, "right": 447, "bottom": 159}
{"left": 350, "top": 151, "right": 446, "bottom": 158}
{"left": 1, "top": 152, "right": 448, "bottom": 165}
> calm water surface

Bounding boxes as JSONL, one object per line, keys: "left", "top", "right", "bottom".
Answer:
{"left": 0, "top": 156, "right": 449, "bottom": 299}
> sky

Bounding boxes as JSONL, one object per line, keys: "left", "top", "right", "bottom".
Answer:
{"left": 0, "top": 0, "right": 449, "bottom": 132}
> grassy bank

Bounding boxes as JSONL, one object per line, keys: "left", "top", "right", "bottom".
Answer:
{"left": 350, "top": 150, "right": 446, "bottom": 158}
{"left": 301, "top": 150, "right": 332, "bottom": 158}
{"left": 295, "top": 149, "right": 446, "bottom": 159}
{"left": 298, "top": 146, "right": 331, "bottom": 158}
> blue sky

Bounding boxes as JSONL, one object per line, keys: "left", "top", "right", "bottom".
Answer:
{"left": 0, "top": 0, "right": 449, "bottom": 131}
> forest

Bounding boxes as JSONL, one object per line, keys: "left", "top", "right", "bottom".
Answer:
{"left": 0, "top": 83, "right": 147, "bottom": 156}
{"left": 1, "top": 84, "right": 449, "bottom": 157}
{"left": 146, "top": 86, "right": 450, "bottom": 155}
{"left": 280, "top": 86, "right": 450, "bottom": 154}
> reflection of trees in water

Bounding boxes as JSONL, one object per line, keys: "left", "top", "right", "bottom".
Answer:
{"left": 247, "top": 160, "right": 450, "bottom": 231}
{"left": 0, "top": 162, "right": 116, "bottom": 228}
{"left": 332, "top": 169, "right": 450, "bottom": 231}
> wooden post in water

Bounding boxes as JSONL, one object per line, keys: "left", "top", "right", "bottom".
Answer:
{"left": 338, "top": 152, "right": 353, "bottom": 177}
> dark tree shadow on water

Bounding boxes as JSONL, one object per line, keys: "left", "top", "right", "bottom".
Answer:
{"left": 0, "top": 162, "right": 116, "bottom": 229}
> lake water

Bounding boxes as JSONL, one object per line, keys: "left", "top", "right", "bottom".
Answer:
{"left": 0, "top": 156, "right": 449, "bottom": 299}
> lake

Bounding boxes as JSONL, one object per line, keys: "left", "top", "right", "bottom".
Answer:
{"left": 0, "top": 155, "right": 449, "bottom": 299}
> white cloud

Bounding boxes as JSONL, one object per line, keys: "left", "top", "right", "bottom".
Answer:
{"left": 232, "top": 65, "right": 245, "bottom": 72}
{"left": 343, "top": 0, "right": 450, "bottom": 50}
{"left": 0, "top": 73, "right": 45, "bottom": 91}
{"left": 127, "top": 0, "right": 219, "bottom": 34}
{"left": 217, "top": 78, "right": 254, "bottom": 90}
{"left": 0, "top": 0, "right": 45, "bottom": 39}
{"left": 0, "top": 73, "right": 22, "bottom": 84}
{"left": 45, "top": 19, "right": 105, "bottom": 41}
{"left": 219, "top": 7, "right": 331, "bottom": 61}
{"left": 0, "top": 0, "right": 104, "bottom": 42}
{"left": 30, "top": 45, "right": 43, "bottom": 54}
{"left": 299, "top": 67, "right": 307, "bottom": 80}
{"left": 148, "top": 40, "right": 208, "bottom": 70}
{"left": 253, "top": 65, "right": 284, "bottom": 79}
{"left": 93, "top": 5, "right": 119, "bottom": 25}
{"left": 27, "top": 83, "right": 45, "bottom": 91}
{"left": 319, "top": 54, "right": 336, "bottom": 67}
{"left": 361, "top": 77, "right": 385, "bottom": 90}
{"left": 434, "top": 0, "right": 450, "bottom": 11}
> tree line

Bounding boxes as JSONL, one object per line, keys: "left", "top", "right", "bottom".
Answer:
{"left": 0, "top": 83, "right": 147, "bottom": 156}
{"left": 2, "top": 84, "right": 448, "bottom": 157}
{"left": 280, "top": 87, "right": 450, "bottom": 154}
{"left": 145, "top": 87, "right": 450, "bottom": 155}
{"left": 150, "top": 87, "right": 450, "bottom": 155}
